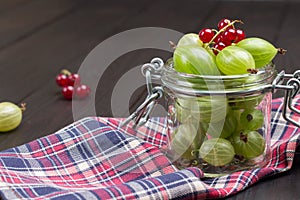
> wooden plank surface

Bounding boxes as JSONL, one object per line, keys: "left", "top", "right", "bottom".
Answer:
{"left": 0, "top": 0, "right": 299, "bottom": 199}
{"left": 0, "top": 0, "right": 84, "bottom": 49}
{"left": 0, "top": 0, "right": 31, "bottom": 13}
{"left": 0, "top": 0, "right": 148, "bottom": 148}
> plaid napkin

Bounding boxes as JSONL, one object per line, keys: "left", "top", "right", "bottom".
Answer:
{"left": 0, "top": 96, "right": 299, "bottom": 200}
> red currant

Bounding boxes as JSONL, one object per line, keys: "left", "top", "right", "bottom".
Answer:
{"left": 68, "top": 73, "right": 81, "bottom": 86}
{"left": 62, "top": 86, "right": 74, "bottom": 100}
{"left": 235, "top": 29, "right": 246, "bottom": 43}
{"left": 213, "top": 42, "right": 227, "bottom": 55}
{"left": 223, "top": 28, "right": 237, "bottom": 43}
{"left": 213, "top": 33, "right": 223, "bottom": 43}
{"left": 56, "top": 74, "right": 69, "bottom": 87}
{"left": 75, "top": 84, "right": 90, "bottom": 99}
{"left": 199, "top": 28, "right": 215, "bottom": 43}
{"left": 218, "top": 18, "right": 233, "bottom": 30}
{"left": 219, "top": 36, "right": 232, "bottom": 46}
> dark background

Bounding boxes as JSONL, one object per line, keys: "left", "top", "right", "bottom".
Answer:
{"left": 0, "top": 0, "right": 299, "bottom": 199}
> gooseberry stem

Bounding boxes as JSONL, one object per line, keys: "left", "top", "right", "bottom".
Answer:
{"left": 247, "top": 68, "right": 259, "bottom": 74}
{"left": 169, "top": 41, "right": 177, "bottom": 50}
{"left": 240, "top": 132, "right": 248, "bottom": 143}
{"left": 191, "top": 149, "right": 200, "bottom": 156}
{"left": 60, "top": 69, "right": 72, "bottom": 76}
{"left": 20, "top": 103, "right": 26, "bottom": 112}
{"left": 278, "top": 48, "right": 287, "bottom": 55}
{"left": 211, "top": 47, "right": 220, "bottom": 53}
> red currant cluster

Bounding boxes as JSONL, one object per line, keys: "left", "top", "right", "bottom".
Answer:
{"left": 199, "top": 18, "right": 246, "bottom": 55}
{"left": 55, "top": 69, "right": 90, "bottom": 100}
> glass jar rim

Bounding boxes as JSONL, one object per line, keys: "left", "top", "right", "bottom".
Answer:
{"left": 161, "top": 59, "right": 277, "bottom": 96}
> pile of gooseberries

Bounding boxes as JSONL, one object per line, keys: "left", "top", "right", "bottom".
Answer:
{"left": 174, "top": 105, "right": 266, "bottom": 169}
{"left": 173, "top": 18, "right": 285, "bottom": 76}
{"left": 170, "top": 18, "right": 284, "bottom": 170}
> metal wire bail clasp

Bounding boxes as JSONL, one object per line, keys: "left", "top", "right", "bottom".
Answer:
{"left": 119, "top": 58, "right": 164, "bottom": 128}
{"left": 274, "top": 70, "right": 300, "bottom": 127}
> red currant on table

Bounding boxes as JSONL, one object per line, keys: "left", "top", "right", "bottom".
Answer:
{"left": 56, "top": 69, "right": 91, "bottom": 100}
{"left": 75, "top": 84, "right": 91, "bottom": 99}
{"left": 218, "top": 18, "right": 233, "bottom": 30}
{"left": 56, "top": 74, "right": 69, "bottom": 87}
{"left": 62, "top": 86, "right": 74, "bottom": 100}
{"left": 199, "top": 28, "right": 215, "bottom": 43}
{"left": 68, "top": 73, "right": 81, "bottom": 86}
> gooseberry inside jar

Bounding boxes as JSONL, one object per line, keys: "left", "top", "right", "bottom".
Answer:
{"left": 161, "top": 62, "right": 275, "bottom": 177}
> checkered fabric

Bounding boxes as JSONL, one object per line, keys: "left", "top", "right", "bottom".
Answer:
{"left": 0, "top": 96, "right": 299, "bottom": 200}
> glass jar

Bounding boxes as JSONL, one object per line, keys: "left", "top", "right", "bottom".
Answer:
{"left": 121, "top": 57, "right": 300, "bottom": 177}
{"left": 161, "top": 60, "right": 276, "bottom": 176}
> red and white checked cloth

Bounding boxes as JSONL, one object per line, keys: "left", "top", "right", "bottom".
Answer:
{"left": 0, "top": 96, "right": 299, "bottom": 200}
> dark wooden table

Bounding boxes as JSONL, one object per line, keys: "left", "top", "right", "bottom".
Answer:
{"left": 0, "top": 0, "right": 299, "bottom": 199}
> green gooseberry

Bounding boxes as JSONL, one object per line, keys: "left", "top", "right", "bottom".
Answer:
{"left": 173, "top": 45, "right": 220, "bottom": 75}
{"left": 230, "top": 130, "right": 265, "bottom": 159}
{"left": 216, "top": 45, "right": 255, "bottom": 75}
{"left": 177, "top": 33, "right": 203, "bottom": 47}
{"left": 199, "top": 138, "right": 235, "bottom": 167}
{"left": 207, "top": 110, "right": 239, "bottom": 139}
{"left": 240, "top": 109, "right": 264, "bottom": 131}
{"left": 237, "top": 37, "right": 278, "bottom": 68}
{"left": 176, "top": 96, "right": 228, "bottom": 123}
